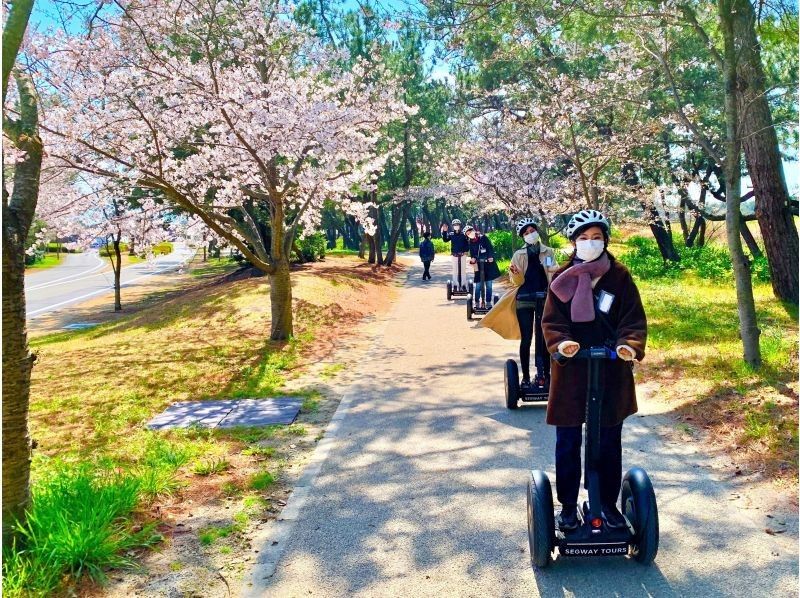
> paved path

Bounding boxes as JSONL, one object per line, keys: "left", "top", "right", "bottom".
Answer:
{"left": 246, "top": 257, "right": 798, "bottom": 597}
{"left": 26, "top": 243, "right": 195, "bottom": 320}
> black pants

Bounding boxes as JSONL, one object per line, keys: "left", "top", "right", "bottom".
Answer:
{"left": 516, "top": 302, "right": 549, "bottom": 381}
{"left": 422, "top": 260, "right": 431, "bottom": 279}
{"left": 555, "top": 423, "right": 623, "bottom": 507}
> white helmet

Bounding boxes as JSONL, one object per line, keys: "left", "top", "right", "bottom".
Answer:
{"left": 516, "top": 217, "right": 538, "bottom": 236}
{"left": 463, "top": 224, "right": 475, "bottom": 234}
{"left": 451, "top": 218, "right": 462, "bottom": 226}
{"left": 565, "top": 209, "right": 610, "bottom": 240}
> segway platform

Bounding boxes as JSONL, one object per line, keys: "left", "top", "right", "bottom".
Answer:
{"left": 526, "top": 347, "right": 659, "bottom": 569}
{"left": 466, "top": 258, "right": 499, "bottom": 320}
{"left": 446, "top": 253, "right": 473, "bottom": 301}
{"left": 504, "top": 359, "right": 548, "bottom": 409}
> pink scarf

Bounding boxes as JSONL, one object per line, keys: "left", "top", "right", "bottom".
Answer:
{"left": 550, "top": 253, "right": 611, "bottom": 323}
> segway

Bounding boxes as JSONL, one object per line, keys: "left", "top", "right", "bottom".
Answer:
{"left": 526, "top": 347, "right": 659, "bottom": 568}
{"left": 467, "top": 258, "right": 500, "bottom": 320}
{"left": 505, "top": 292, "right": 548, "bottom": 409}
{"left": 446, "top": 252, "right": 473, "bottom": 301}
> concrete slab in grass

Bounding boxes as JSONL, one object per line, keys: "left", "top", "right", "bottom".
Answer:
{"left": 147, "top": 398, "right": 302, "bottom": 430}
{"left": 147, "top": 400, "right": 237, "bottom": 430}
{"left": 216, "top": 398, "right": 302, "bottom": 428}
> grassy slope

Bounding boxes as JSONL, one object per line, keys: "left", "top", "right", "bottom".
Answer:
{"left": 9, "top": 256, "right": 397, "bottom": 595}
{"left": 608, "top": 235, "right": 798, "bottom": 482}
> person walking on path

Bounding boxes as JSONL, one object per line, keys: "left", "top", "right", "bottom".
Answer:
{"left": 419, "top": 230, "right": 435, "bottom": 281}
{"left": 478, "top": 217, "right": 559, "bottom": 390}
{"left": 465, "top": 225, "right": 501, "bottom": 308}
{"left": 440, "top": 219, "right": 470, "bottom": 291}
{"left": 542, "top": 209, "right": 647, "bottom": 532}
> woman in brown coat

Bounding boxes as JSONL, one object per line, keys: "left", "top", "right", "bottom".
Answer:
{"left": 542, "top": 209, "right": 647, "bottom": 532}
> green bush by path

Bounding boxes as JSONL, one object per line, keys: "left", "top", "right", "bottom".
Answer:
{"left": 619, "top": 235, "right": 770, "bottom": 282}
{"left": 295, "top": 233, "right": 326, "bottom": 262}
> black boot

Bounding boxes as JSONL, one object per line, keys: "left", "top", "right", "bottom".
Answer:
{"left": 602, "top": 503, "right": 627, "bottom": 528}
{"left": 557, "top": 504, "right": 580, "bottom": 531}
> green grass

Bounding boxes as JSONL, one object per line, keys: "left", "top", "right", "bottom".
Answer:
{"left": 2, "top": 465, "right": 163, "bottom": 596}
{"left": 25, "top": 253, "right": 63, "bottom": 271}
{"left": 190, "top": 256, "right": 241, "bottom": 277}
{"left": 191, "top": 458, "right": 231, "bottom": 476}
{"left": 248, "top": 470, "right": 276, "bottom": 491}
{"left": 18, "top": 257, "right": 392, "bottom": 593}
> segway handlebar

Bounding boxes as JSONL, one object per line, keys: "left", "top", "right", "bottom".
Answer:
{"left": 552, "top": 346, "right": 617, "bottom": 366}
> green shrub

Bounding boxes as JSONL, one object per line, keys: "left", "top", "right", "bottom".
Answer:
{"left": 618, "top": 235, "right": 763, "bottom": 282}
{"left": 431, "top": 237, "right": 449, "bottom": 255}
{"left": 618, "top": 236, "right": 682, "bottom": 280}
{"left": 295, "top": 232, "right": 326, "bottom": 262}
{"left": 485, "top": 230, "right": 513, "bottom": 260}
{"left": 751, "top": 255, "right": 772, "bottom": 283}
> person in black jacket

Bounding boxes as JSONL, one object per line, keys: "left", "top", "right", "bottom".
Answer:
{"left": 440, "top": 219, "right": 470, "bottom": 290}
{"left": 465, "top": 226, "right": 501, "bottom": 308}
{"left": 419, "top": 230, "right": 435, "bottom": 280}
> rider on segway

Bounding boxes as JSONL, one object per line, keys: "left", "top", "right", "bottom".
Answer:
{"left": 441, "top": 219, "right": 470, "bottom": 292}
{"left": 480, "top": 217, "right": 559, "bottom": 391}
{"left": 465, "top": 225, "right": 500, "bottom": 309}
{"left": 542, "top": 209, "right": 647, "bottom": 532}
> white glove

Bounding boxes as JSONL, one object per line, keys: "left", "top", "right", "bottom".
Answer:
{"left": 557, "top": 340, "right": 580, "bottom": 358}
{"left": 616, "top": 344, "right": 636, "bottom": 361}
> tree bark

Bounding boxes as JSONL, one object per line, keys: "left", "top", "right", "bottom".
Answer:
{"left": 385, "top": 203, "right": 409, "bottom": 266}
{"left": 2, "top": 72, "right": 42, "bottom": 540}
{"left": 740, "top": 217, "right": 763, "bottom": 259}
{"left": 269, "top": 202, "right": 293, "bottom": 340}
{"left": 269, "top": 260, "right": 293, "bottom": 341}
{"left": 732, "top": 0, "right": 799, "bottom": 303}
{"left": 719, "top": 0, "right": 761, "bottom": 367}
{"left": 105, "top": 234, "right": 123, "bottom": 312}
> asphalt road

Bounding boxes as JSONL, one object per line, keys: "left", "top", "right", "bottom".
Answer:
{"left": 248, "top": 257, "right": 798, "bottom": 597}
{"left": 25, "top": 243, "right": 195, "bottom": 320}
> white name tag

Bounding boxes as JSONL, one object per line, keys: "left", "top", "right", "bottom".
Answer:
{"left": 543, "top": 256, "right": 554, "bottom": 267}
{"left": 597, "top": 291, "right": 615, "bottom": 314}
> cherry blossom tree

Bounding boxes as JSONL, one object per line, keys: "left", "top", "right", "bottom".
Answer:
{"left": 33, "top": 0, "right": 407, "bottom": 340}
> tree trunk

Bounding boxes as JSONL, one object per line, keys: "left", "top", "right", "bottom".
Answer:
{"left": 732, "top": 0, "right": 799, "bottom": 303}
{"left": 367, "top": 234, "right": 376, "bottom": 263}
{"left": 269, "top": 204, "right": 293, "bottom": 341}
{"left": 359, "top": 232, "right": 367, "bottom": 260}
{"left": 385, "top": 203, "right": 409, "bottom": 266}
{"left": 719, "top": 0, "right": 761, "bottom": 367}
{"left": 409, "top": 211, "right": 420, "bottom": 248}
{"left": 1, "top": 72, "right": 42, "bottom": 541}
{"left": 113, "top": 236, "right": 122, "bottom": 311}
{"left": 269, "top": 260, "right": 293, "bottom": 341}
{"left": 642, "top": 200, "right": 680, "bottom": 261}
{"left": 740, "top": 218, "right": 763, "bottom": 259}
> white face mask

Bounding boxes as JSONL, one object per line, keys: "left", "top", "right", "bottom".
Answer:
{"left": 454, "top": 226, "right": 461, "bottom": 232}
{"left": 575, "top": 239, "right": 605, "bottom": 261}
{"left": 523, "top": 232, "right": 539, "bottom": 245}
{"left": 467, "top": 232, "right": 475, "bottom": 239}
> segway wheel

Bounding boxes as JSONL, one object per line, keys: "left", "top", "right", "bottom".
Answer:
{"left": 466, "top": 297, "right": 474, "bottom": 320}
{"left": 622, "top": 467, "right": 659, "bottom": 565}
{"left": 527, "top": 470, "right": 555, "bottom": 569}
{"left": 493, "top": 294, "right": 500, "bottom": 304}
{"left": 446, "top": 281, "right": 452, "bottom": 301}
{"left": 504, "top": 359, "right": 519, "bottom": 410}
{"left": 468, "top": 281, "right": 474, "bottom": 295}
